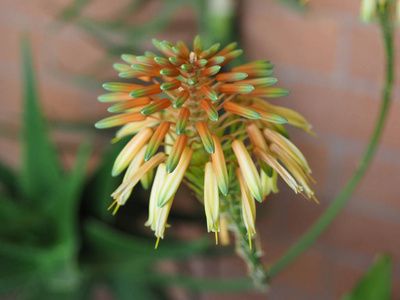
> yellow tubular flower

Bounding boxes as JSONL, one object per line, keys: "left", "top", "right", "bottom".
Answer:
{"left": 211, "top": 135, "right": 229, "bottom": 196}
{"left": 112, "top": 117, "right": 160, "bottom": 143}
{"left": 254, "top": 147, "right": 301, "bottom": 194}
{"left": 232, "top": 139, "right": 264, "bottom": 203}
{"left": 158, "top": 147, "right": 193, "bottom": 207}
{"left": 96, "top": 36, "right": 316, "bottom": 245}
{"left": 236, "top": 168, "right": 256, "bottom": 249}
{"left": 261, "top": 169, "right": 279, "bottom": 199}
{"left": 263, "top": 128, "right": 311, "bottom": 173}
{"left": 397, "top": 0, "right": 400, "bottom": 26}
{"left": 112, "top": 127, "right": 153, "bottom": 176}
{"left": 145, "top": 164, "right": 175, "bottom": 248}
{"left": 146, "top": 163, "right": 167, "bottom": 230}
{"left": 219, "top": 215, "right": 230, "bottom": 246}
{"left": 204, "top": 162, "right": 220, "bottom": 241}
{"left": 360, "top": 0, "right": 378, "bottom": 22}
{"left": 123, "top": 145, "right": 147, "bottom": 183}
{"left": 110, "top": 152, "right": 166, "bottom": 214}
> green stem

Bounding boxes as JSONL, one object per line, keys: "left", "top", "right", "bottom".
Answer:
{"left": 225, "top": 193, "right": 268, "bottom": 291}
{"left": 266, "top": 8, "right": 395, "bottom": 278}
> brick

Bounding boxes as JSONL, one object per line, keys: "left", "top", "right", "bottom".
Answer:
{"left": 52, "top": 130, "right": 102, "bottom": 172}
{"left": 0, "top": 26, "right": 21, "bottom": 64}
{"left": 80, "top": 0, "right": 132, "bottom": 20}
{"left": 333, "top": 261, "right": 400, "bottom": 299}
{"left": 286, "top": 83, "right": 400, "bottom": 148}
{"left": 156, "top": 260, "right": 179, "bottom": 274}
{"left": 217, "top": 254, "right": 247, "bottom": 279}
{"left": 92, "top": 284, "right": 113, "bottom": 300}
{"left": 284, "top": 139, "right": 329, "bottom": 195}
{"left": 0, "top": 0, "right": 55, "bottom": 23}
{"left": 272, "top": 248, "right": 329, "bottom": 296}
{"left": 350, "top": 26, "right": 400, "bottom": 86}
{"left": 0, "top": 78, "right": 22, "bottom": 120}
{"left": 0, "top": 137, "right": 20, "bottom": 168}
{"left": 166, "top": 287, "right": 190, "bottom": 300}
{"left": 40, "top": 85, "right": 100, "bottom": 122}
{"left": 241, "top": 3, "right": 338, "bottom": 72}
{"left": 287, "top": 193, "right": 328, "bottom": 237}
{"left": 332, "top": 264, "right": 365, "bottom": 298}
{"left": 319, "top": 210, "right": 400, "bottom": 261}
{"left": 54, "top": 29, "right": 106, "bottom": 74}
{"left": 200, "top": 291, "right": 266, "bottom": 300}
{"left": 342, "top": 155, "right": 400, "bottom": 210}
{"left": 380, "top": 100, "right": 400, "bottom": 149}
{"left": 309, "top": 0, "right": 360, "bottom": 14}
{"left": 288, "top": 84, "right": 377, "bottom": 141}
{"left": 172, "top": 222, "right": 204, "bottom": 241}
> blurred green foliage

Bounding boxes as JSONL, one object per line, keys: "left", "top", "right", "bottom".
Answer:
{"left": 0, "top": 37, "right": 253, "bottom": 299}
{"left": 342, "top": 254, "right": 393, "bottom": 300}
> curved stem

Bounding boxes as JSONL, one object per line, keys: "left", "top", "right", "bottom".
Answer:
{"left": 266, "top": 8, "right": 394, "bottom": 278}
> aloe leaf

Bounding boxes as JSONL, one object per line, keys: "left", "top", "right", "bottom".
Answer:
{"left": 81, "top": 219, "right": 210, "bottom": 272}
{"left": 342, "top": 254, "right": 392, "bottom": 300}
{"left": 108, "top": 275, "right": 166, "bottom": 300}
{"left": 275, "top": 0, "right": 308, "bottom": 11}
{"left": 152, "top": 273, "right": 253, "bottom": 292}
{"left": 82, "top": 139, "right": 127, "bottom": 221}
{"left": 50, "top": 141, "right": 91, "bottom": 236}
{"left": 19, "top": 36, "right": 62, "bottom": 202}
{"left": 0, "top": 162, "right": 17, "bottom": 197}
{"left": 57, "top": 0, "right": 91, "bottom": 22}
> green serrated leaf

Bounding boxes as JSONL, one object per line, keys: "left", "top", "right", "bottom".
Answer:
{"left": 19, "top": 36, "right": 62, "bottom": 202}
{"left": 342, "top": 254, "right": 392, "bottom": 300}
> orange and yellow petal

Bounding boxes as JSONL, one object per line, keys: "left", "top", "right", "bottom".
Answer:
{"left": 176, "top": 107, "right": 190, "bottom": 134}
{"left": 211, "top": 135, "right": 229, "bottom": 196}
{"left": 158, "top": 147, "right": 193, "bottom": 207}
{"left": 222, "top": 102, "right": 261, "bottom": 120}
{"left": 232, "top": 139, "right": 263, "bottom": 203}
{"left": 216, "top": 72, "right": 248, "bottom": 82}
{"left": 95, "top": 113, "right": 147, "bottom": 129}
{"left": 130, "top": 84, "right": 162, "bottom": 98}
{"left": 112, "top": 127, "right": 153, "bottom": 176}
{"left": 196, "top": 121, "right": 215, "bottom": 154}
{"left": 172, "top": 90, "right": 189, "bottom": 109}
{"left": 204, "top": 162, "right": 220, "bottom": 234}
{"left": 166, "top": 134, "right": 188, "bottom": 173}
{"left": 201, "top": 85, "right": 219, "bottom": 101}
{"left": 141, "top": 98, "right": 171, "bottom": 116}
{"left": 220, "top": 84, "right": 254, "bottom": 95}
{"left": 201, "top": 99, "right": 219, "bottom": 121}
{"left": 145, "top": 122, "right": 171, "bottom": 161}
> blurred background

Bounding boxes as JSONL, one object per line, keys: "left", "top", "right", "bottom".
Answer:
{"left": 0, "top": 0, "right": 399, "bottom": 299}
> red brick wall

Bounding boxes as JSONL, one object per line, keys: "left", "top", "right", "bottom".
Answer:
{"left": 0, "top": 0, "right": 399, "bottom": 299}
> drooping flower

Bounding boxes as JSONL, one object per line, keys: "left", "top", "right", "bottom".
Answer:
{"left": 96, "top": 36, "right": 316, "bottom": 247}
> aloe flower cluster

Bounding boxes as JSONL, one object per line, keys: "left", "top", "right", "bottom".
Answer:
{"left": 95, "top": 36, "right": 316, "bottom": 249}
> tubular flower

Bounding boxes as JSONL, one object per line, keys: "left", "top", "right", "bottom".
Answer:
{"left": 96, "top": 36, "right": 317, "bottom": 247}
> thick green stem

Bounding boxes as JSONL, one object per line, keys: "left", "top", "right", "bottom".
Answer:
{"left": 225, "top": 193, "right": 268, "bottom": 290}
{"left": 266, "top": 8, "right": 395, "bottom": 278}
